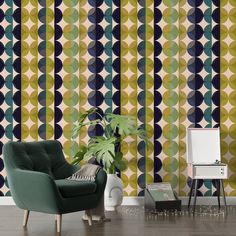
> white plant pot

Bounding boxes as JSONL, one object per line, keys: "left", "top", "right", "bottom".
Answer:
{"left": 104, "top": 174, "right": 123, "bottom": 211}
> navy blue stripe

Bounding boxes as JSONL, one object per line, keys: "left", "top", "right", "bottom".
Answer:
{"left": 54, "top": 0, "right": 63, "bottom": 140}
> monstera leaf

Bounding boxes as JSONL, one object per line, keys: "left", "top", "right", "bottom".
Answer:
{"left": 84, "top": 136, "right": 117, "bottom": 169}
{"left": 72, "top": 108, "right": 104, "bottom": 139}
{"left": 113, "top": 152, "right": 127, "bottom": 171}
{"left": 71, "top": 145, "right": 88, "bottom": 165}
{"left": 106, "top": 113, "right": 137, "bottom": 136}
{"left": 78, "top": 108, "right": 96, "bottom": 123}
{"left": 72, "top": 119, "right": 101, "bottom": 139}
{"left": 104, "top": 123, "right": 113, "bottom": 138}
{"left": 72, "top": 109, "right": 148, "bottom": 173}
{"left": 136, "top": 128, "right": 149, "bottom": 144}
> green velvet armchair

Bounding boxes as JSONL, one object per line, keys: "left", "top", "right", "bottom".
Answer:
{"left": 3, "top": 140, "right": 107, "bottom": 233}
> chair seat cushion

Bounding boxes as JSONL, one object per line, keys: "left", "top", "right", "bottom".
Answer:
{"left": 55, "top": 179, "right": 97, "bottom": 198}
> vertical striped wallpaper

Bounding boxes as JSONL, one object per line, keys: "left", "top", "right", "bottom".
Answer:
{"left": 0, "top": 0, "right": 235, "bottom": 197}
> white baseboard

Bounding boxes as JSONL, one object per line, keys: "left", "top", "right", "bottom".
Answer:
{"left": 1, "top": 196, "right": 236, "bottom": 206}
{"left": 122, "top": 197, "right": 144, "bottom": 206}
{"left": 122, "top": 196, "right": 236, "bottom": 206}
{"left": 0, "top": 197, "right": 15, "bottom": 205}
{"left": 179, "top": 197, "right": 236, "bottom": 205}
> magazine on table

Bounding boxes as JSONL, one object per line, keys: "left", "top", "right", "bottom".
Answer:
{"left": 147, "top": 182, "right": 176, "bottom": 201}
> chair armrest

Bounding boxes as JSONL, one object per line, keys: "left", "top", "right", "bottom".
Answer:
{"left": 95, "top": 168, "right": 107, "bottom": 195}
{"left": 9, "top": 169, "right": 63, "bottom": 214}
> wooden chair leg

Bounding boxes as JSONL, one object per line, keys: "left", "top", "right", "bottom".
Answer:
{"left": 56, "top": 214, "right": 62, "bottom": 233}
{"left": 87, "top": 210, "right": 92, "bottom": 226}
{"left": 23, "top": 210, "right": 30, "bottom": 227}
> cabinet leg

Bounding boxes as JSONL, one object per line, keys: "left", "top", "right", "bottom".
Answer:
{"left": 216, "top": 180, "right": 221, "bottom": 210}
{"left": 220, "top": 179, "right": 227, "bottom": 214}
{"left": 193, "top": 179, "right": 198, "bottom": 215}
{"left": 188, "top": 179, "right": 195, "bottom": 209}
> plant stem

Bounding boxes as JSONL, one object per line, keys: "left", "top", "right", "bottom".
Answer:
{"left": 95, "top": 111, "right": 107, "bottom": 128}
{"left": 107, "top": 164, "right": 115, "bottom": 174}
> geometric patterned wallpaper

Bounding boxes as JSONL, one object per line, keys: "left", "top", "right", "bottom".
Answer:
{"left": 0, "top": 0, "right": 235, "bottom": 197}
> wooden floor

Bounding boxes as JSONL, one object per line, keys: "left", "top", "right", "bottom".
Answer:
{"left": 0, "top": 206, "right": 235, "bottom": 236}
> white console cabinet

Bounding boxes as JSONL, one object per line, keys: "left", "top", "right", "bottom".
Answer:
{"left": 187, "top": 128, "right": 227, "bottom": 214}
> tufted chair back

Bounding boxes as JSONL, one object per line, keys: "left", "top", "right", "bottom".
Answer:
{"left": 3, "top": 140, "right": 78, "bottom": 180}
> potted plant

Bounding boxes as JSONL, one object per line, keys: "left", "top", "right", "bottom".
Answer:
{"left": 72, "top": 108, "right": 147, "bottom": 210}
